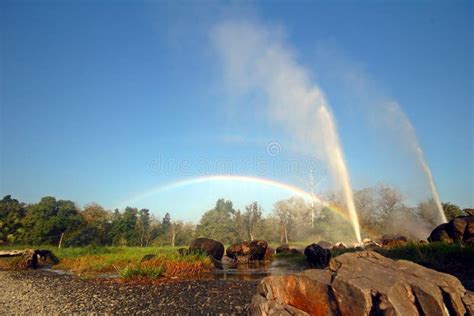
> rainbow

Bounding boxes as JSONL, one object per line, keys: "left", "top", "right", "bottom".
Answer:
{"left": 117, "top": 174, "right": 353, "bottom": 221}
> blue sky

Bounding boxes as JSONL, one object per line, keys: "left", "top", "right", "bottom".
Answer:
{"left": 1, "top": 0, "right": 472, "bottom": 221}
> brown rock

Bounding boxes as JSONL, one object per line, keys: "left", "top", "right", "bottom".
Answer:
{"left": 428, "top": 223, "right": 454, "bottom": 244}
{"left": 264, "top": 247, "right": 275, "bottom": 260}
{"left": 451, "top": 218, "right": 468, "bottom": 242}
{"left": 380, "top": 234, "right": 408, "bottom": 248}
{"left": 304, "top": 244, "right": 331, "bottom": 268}
{"left": 189, "top": 237, "right": 224, "bottom": 261}
{"left": 429, "top": 215, "right": 474, "bottom": 245}
{"left": 275, "top": 244, "right": 290, "bottom": 254}
{"left": 226, "top": 240, "right": 268, "bottom": 261}
{"left": 316, "top": 240, "right": 333, "bottom": 250}
{"left": 251, "top": 251, "right": 471, "bottom": 315}
{"left": 249, "top": 240, "right": 268, "bottom": 261}
{"left": 226, "top": 241, "right": 250, "bottom": 259}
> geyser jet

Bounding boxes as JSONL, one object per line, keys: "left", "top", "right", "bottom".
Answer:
{"left": 211, "top": 21, "right": 361, "bottom": 242}
{"left": 386, "top": 102, "right": 447, "bottom": 223}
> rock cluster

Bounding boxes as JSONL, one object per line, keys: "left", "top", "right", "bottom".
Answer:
{"left": 251, "top": 251, "right": 473, "bottom": 315}
{"left": 226, "top": 240, "right": 269, "bottom": 262}
{"left": 429, "top": 215, "right": 474, "bottom": 245}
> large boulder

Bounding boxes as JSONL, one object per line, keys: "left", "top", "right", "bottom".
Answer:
{"left": 429, "top": 215, "right": 474, "bottom": 245}
{"left": 251, "top": 251, "right": 472, "bottom": 315}
{"left": 304, "top": 244, "right": 331, "bottom": 268}
{"left": 189, "top": 237, "right": 224, "bottom": 261}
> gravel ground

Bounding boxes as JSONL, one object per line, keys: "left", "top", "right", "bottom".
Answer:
{"left": 0, "top": 270, "right": 259, "bottom": 315}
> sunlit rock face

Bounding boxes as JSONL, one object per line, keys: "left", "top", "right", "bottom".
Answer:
{"left": 429, "top": 215, "right": 474, "bottom": 245}
{"left": 251, "top": 251, "right": 473, "bottom": 316}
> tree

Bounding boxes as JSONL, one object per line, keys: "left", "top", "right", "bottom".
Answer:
{"left": 442, "top": 202, "right": 464, "bottom": 221}
{"left": 242, "top": 202, "right": 263, "bottom": 241}
{"left": 136, "top": 208, "right": 151, "bottom": 246}
{"left": 230, "top": 209, "right": 248, "bottom": 241}
{"left": 80, "top": 203, "right": 111, "bottom": 245}
{"left": 376, "top": 184, "right": 403, "bottom": 224}
{"left": 109, "top": 207, "right": 139, "bottom": 246}
{"left": 353, "top": 187, "right": 377, "bottom": 229}
{"left": 22, "top": 197, "right": 83, "bottom": 245}
{"left": 196, "top": 199, "right": 238, "bottom": 244}
{"left": 172, "top": 221, "right": 196, "bottom": 246}
{"left": 0, "top": 195, "right": 26, "bottom": 243}
{"left": 273, "top": 197, "right": 300, "bottom": 244}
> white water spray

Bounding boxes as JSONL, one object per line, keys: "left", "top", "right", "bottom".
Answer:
{"left": 386, "top": 102, "right": 447, "bottom": 223}
{"left": 212, "top": 21, "right": 362, "bottom": 242}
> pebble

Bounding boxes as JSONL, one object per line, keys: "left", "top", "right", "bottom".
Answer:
{"left": 0, "top": 270, "right": 258, "bottom": 315}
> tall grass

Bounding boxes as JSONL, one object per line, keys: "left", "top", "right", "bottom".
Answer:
{"left": 0, "top": 245, "right": 213, "bottom": 278}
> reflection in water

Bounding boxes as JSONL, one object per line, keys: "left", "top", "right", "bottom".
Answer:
{"left": 210, "top": 256, "right": 307, "bottom": 281}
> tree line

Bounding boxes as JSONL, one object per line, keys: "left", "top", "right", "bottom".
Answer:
{"left": 0, "top": 184, "right": 470, "bottom": 246}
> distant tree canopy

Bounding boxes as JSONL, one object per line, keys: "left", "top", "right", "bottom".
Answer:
{"left": 442, "top": 202, "right": 464, "bottom": 221}
{"left": 0, "top": 187, "right": 470, "bottom": 246}
{"left": 196, "top": 199, "right": 237, "bottom": 245}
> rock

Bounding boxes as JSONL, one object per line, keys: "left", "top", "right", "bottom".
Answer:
{"left": 249, "top": 240, "right": 268, "bottom": 261}
{"left": 429, "top": 215, "right": 474, "bottom": 245}
{"left": 303, "top": 244, "right": 331, "bottom": 268}
{"left": 465, "top": 219, "right": 474, "bottom": 239}
{"left": 333, "top": 242, "right": 347, "bottom": 250}
{"left": 10, "top": 249, "right": 58, "bottom": 269}
{"left": 275, "top": 244, "right": 302, "bottom": 255}
{"left": 290, "top": 248, "right": 303, "bottom": 255}
{"left": 141, "top": 254, "right": 156, "bottom": 262}
{"left": 316, "top": 240, "right": 333, "bottom": 250}
{"left": 275, "top": 244, "right": 290, "bottom": 254}
{"left": 429, "top": 223, "right": 453, "bottom": 243}
{"left": 451, "top": 218, "right": 468, "bottom": 241}
{"left": 226, "top": 241, "right": 250, "bottom": 259}
{"left": 177, "top": 248, "right": 189, "bottom": 256}
{"left": 464, "top": 208, "right": 474, "bottom": 216}
{"left": 251, "top": 251, "right": 472, "bottom": 315}
{"left": 380, "top": 234, "right": 408, "bottom": 247}
{"left": 226, "top": 240, "right": 268, "bottom": 262}
{"left": 189, "top": 238, "right": 224, "bottom": 261}
{"left": 264, "top": 247, "right": 275, "bottom": 260}
{"left": 35, "top": 250, "right": 58, "bottom": 266}
{"left": 362, "top": 238, "right": 382, "bottom": 249}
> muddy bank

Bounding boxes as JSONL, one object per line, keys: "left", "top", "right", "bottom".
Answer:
{"left": 0, "top": 270, "right": 258, "bottom": 315}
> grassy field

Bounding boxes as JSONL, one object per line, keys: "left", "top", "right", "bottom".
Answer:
{"left": 0, "top": 245, "right": 213, "bottom": 278}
